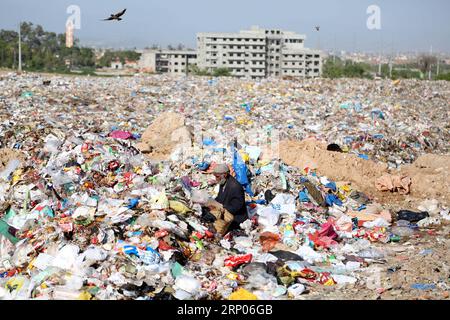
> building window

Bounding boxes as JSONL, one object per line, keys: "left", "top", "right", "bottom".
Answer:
{"left": 174, "top": 69, "right": 178, "bottom": 72}
{"left": 175, "top": 62, "right": 178, "bottom": 65}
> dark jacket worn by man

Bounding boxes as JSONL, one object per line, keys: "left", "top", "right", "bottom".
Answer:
{"left": 215, "top": 175, "right": 248, "bottom": 230}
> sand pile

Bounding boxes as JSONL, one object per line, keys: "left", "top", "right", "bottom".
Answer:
{"left": 278, "top": 139, "right": 450, "bottom": 206}
{"left": 136, "top": 112, "right": 192, "bottom": 161}
{"left": 0, "top": 148, "right": 25, "bottom": 172}
{"left": 400, "top": 154, "right": 450, "bottom": 204}
{"left": 278, "top": 139, "right": 388, "bottom": 194}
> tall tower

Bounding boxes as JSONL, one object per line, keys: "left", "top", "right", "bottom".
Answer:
{"left": 66, "top": 21, "right": 74, "bottom": 48}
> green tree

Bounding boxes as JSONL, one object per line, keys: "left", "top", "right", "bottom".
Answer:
{"left": 212, "top": 67, "right": 231, "bottom": 77}
{"left": 0, "top": 22, "right": 97, "bottom": 71}
{"left": 436, "top": 73, "right": 450, "bottom": 81}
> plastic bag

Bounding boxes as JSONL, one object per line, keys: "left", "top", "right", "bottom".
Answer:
{"left": 257, "top": 206, "right": 280, "bottom": 227}
{"left": 232, "top": 145, "right": 253, "bottom": 195}
{"left": 0, "top": 159, "right": 20, "bottom": 181}
{"left": 259, "top": 232, "right": 281, "bottom": 252}
{"left": 228, "top": 288, "right": 258, "bottom": 300}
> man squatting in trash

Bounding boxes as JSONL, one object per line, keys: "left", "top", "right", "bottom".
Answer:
{"left": 207, "top": 163, "right": 249, "bottom": 233}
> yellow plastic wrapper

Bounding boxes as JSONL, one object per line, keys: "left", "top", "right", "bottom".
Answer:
{"left": 342, "top": 145, "right": 350, "bottom": 153}
{"left": 239, "top": 151, "right": 250, "bottom": 163}
{"left": 12, "top": 169, "right": 23, "bottom": 184}
{"left": 169, "top": 200, "right": 190, "bottom": 214}
{"left": 257, "top": 160, "right": 271, "bottom": 167}
{"left": 78, "top": 291, "right": 92, "bottom": 300}
{"left": 323, "top": 278, "right": 336, "bottom": 286}
{"left": 228, "top": 288, "right": 258, "bottom": 300}
{"left": 226, "top": 272, "right": 240, "bottom": 281}
{"left": 339, "top": 185, "right": 352, "bottom": 193}
{"left": 27, "top": 258, "right": 36, "bottom": 270}
{"left": 6, "top": 277, "right": 25, "bottom": 292}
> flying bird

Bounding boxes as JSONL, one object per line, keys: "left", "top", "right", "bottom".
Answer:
{"left": 103, "top": 9, "right": 127, "bottom": 21}
{"left": 315, "top": 26, "right": 320, "bottom": 31}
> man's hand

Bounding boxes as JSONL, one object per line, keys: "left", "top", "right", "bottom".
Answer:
{"left": 206, "top": 199, "right": 223, "bottom": 210}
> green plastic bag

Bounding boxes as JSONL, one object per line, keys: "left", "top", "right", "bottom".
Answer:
{"left": 0, "top": 220, "right": 20, "bottom": 244}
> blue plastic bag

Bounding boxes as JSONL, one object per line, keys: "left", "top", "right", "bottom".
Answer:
{"left": 299, "top": 189, "right": 310, "bottom": 203}
{"left": 325, "top": 194, "right": 343, "bottom": 207}
{"left": 127, "top": 198, "right": 140, "bottom": 209}
{"left": 202, "top": 138, "right": 217, "bottom": 146}
{"left": 232, "top": 146, "right": 253, "bottom": 196}
{"left": 358, "top": 154, "right": 369, "bottom": 160}
{"left": 324, "top": 182, "right": 337, "bottom": 192}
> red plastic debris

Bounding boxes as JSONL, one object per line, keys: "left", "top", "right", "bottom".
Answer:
{"left": 158, "top": 240, "right": 175, "bottom": 251}
{"left": 109, "top": 130, "right": 133, "bottom": 140}
{"left": 224, "top": 254, "right": 253, "bottom": 268}
{"left": 154, "top": 229, "right": 169, "bottom": 239}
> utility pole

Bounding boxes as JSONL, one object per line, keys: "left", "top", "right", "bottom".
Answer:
{"left": 378, "top": 58, "right": 382, "bottom": 76}
{"left": 333, "top": 34, "right": 336, "bottom": 64}
{"left": 18, "top": 22, "right": 22, "bottom": 72}
{"left": 437, "top": 58, "right": 440, "bottom": 76}
{"left": 389, "top": 58, "right": 393, "bottom": 78}
{"left": 429, "top": 45, "right": 433, "bottom": 80}
{"left": 378, "top": 33, "right": 382, "bottom": 76}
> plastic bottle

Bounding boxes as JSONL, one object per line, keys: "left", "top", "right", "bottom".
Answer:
{"left": 391, "top": 226, "right": 414, "bottom": 237}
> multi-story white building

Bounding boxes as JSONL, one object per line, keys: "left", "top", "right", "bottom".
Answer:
{"left": 196, "top": 26, "right": 322, "bottom": 79}
{"left": 139, "top": 27, "right": 322, "bottom": 78}
{"left": 138, "top": 50, "right": 197, "bottom": 74}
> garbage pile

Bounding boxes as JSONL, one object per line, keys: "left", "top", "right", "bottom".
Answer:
{"left": 0, "top": 72, "right": 449, "bottom": 300}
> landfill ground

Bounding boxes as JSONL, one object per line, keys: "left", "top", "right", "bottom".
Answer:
{"left": 0, "top": 71, "right": 449, "bottom": 300}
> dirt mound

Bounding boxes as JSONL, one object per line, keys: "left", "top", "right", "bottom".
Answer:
{"left": 278, "top": 139, "right": 450, "bottom": 206}
{"left": 136, "top": 112, "right": 192, "bottom": 161}
{"left": 0, "top": 148, "right": 26, "bottom": 172}
{"left": 278, "top": 139, "right": 388, "bottom": 195}
{"left": 400, "top": 154, "right": 450, "bottom": 204}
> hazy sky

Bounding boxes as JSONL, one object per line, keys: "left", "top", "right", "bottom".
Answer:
{"left": 1, "top": 0, "right": 449, "bottom": 52}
